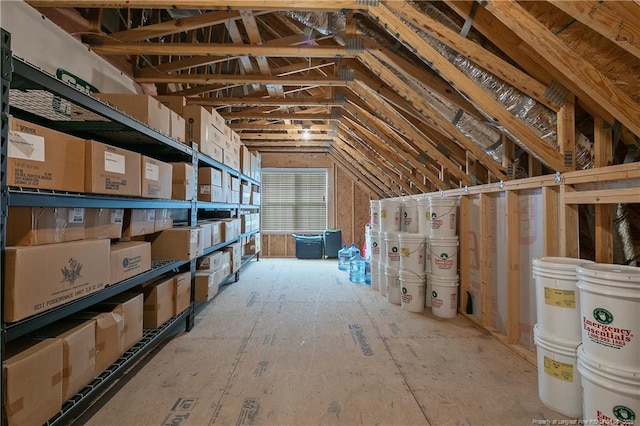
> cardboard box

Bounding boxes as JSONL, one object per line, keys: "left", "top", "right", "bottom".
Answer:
{"left": 229, "top": 190, "right": 240, "bottom": 204}
{"left": 142, "top": 277, "right": 174, "bottom": 328}
{"left": 232, "top": 130, "right": 241, "bottom": 144}
{"left": 204, "top": 143, "right": 224, "bottom": 163}
{"left": 198, "top": 222, "right": 213, "bottom": 249}
{"left": 95, "top": 94, "right": 171, "bottom": 135}
{"left": 38, "top": 320, "right": 96, "bottom": 402}
{"left": 182, "top": 105, "right": 211, "bottom": 149}
{"left": 73, "top": 310, "right": 124, "bottom": 375}
{"left": 170, "top": 162, "right": 195, "bottom": 200}
{"left": 4, "top": 240, "right": 110, "bottom": 322}
{"left": 209, "top": 107, "right": 226, "bottom": 132}
{"left": 170, "top": 162, "right": 194, "bottom": 182}
{"left": 211, "top": 221, "right": 223, "bottom": 245}
{"left": 169, "top": 110, "right": 186, "bottom": 143}
{"left": 154, "top": 208, "right": 174, "bottom": 232}
{"left": 194, "top": 272, "right": 219, "bottom": 302}
{"left": 141, "top": 156, "right": 173, "bottom": 199}
{"left": 222, "top": 171, "right": 232, "bottom": 192}
{"left": 109, "top": 241, "right": 151, "bottom": 284}
{"left": 8, "top": 117, "right": 85, "bottom": 192}
{"left": 197, "top": 251, "right": 223, "bottom": 271}
{"left": 224, "top": 150, "right": 239, "bottom": 170}
{"left": 210, "top": 126, "right": 227, "bottom": 149}
{"left": 221, "top": 219, "right": 240, "bottom": 242}
{"left": 85, "top": 140, "right": 141, "bottom": 197}
{"left": 241, "top": 183, "right": 251, "bottom": 205}
{"left": 96, "top": 293, "right": 144, "bottom": 352}
{"left": 148, "top": 227, "right": 202, "bottom": 261}
{"left": 174, "top": 272, "right": 191, "bottom": 314}
{"left": 241, "top": 145, "right": 251, "bottom": 176}
{"left": 251, "top": 191, "right": 261, "bottom": 205}
{"left": 154, "top": 95, "right": 186, "bottom": 115}
{"left": 230, "top": 177, "right": 240, "bottom": 192}
{"left": 123, "top": 209, "right": 156, "bottom": 237}
{"left": 244, "top": 233, "right": 260, "bottom": 255}
{"left": 3, "top": 338, "right": 63, "bottom": 426}
{"left": 199, "top": 167, "right": 222, "bottom": 187}
{"left": 85, "top": 208, "right": 124, "bottom": 240}
{"left": 198, "top": 185, "right": 225, "bottom": 202}
{"left": 7, "top": 207, "right": 85, "bottom": 246}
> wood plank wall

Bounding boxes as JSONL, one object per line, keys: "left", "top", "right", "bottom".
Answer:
{"left": 260, "top": 153, "right": 375, "bottom": 258}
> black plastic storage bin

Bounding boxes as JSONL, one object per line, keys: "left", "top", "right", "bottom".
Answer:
{"left": 293, "top": 234, "right": 324, "bottom": 259}
{"left": 323, "top": 230, "right": 342, "bottom": 259}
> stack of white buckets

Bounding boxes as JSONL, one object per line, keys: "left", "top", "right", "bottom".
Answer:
{"left": 532, "top": 258, "right": 639, "bottom": 422}
{"left": 367, "top": 195, "right": 459, "bottom": 318}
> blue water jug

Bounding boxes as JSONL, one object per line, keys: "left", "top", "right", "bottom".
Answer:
{"left": 348, "top": 242, "right": 360, "bottom": 259}
{"left": 364, "top": 258, "right": 372, "bottom": 285}
{"left": 338, "top": 244, "right": 350, "bottom": 271}
{"left": 349, "top": 253, "right": 366, "bottom": 283}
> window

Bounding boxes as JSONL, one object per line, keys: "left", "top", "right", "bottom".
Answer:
{"left": 261, "top": 168, "right": 328, "bottom": 233}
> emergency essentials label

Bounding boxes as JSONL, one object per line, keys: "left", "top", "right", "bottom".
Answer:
{"left": 68, "top": 208, "right": 85, "bottom": 224}
{"left": 544, "top": 287, "right": 576, "bottom": 309}
{"left": 543, "top": 356, "right": 574, "bottom": 382}
{"left": 111, "top": 209, "right": 124, "bottom": 224}
{"left": 583, "top": 308, "right": 633, "bottom": 350}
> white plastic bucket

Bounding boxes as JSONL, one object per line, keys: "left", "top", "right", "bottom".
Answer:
{"left": 577, "top": 346, "right": 639, "bottom": 425}
{"left": 370, "top": 260, "right": 380, "bottom": 292}
{"left": 402, "top": 199, "right": 419, "bottom": 233}
{"left": 386, "top": 266, "right": 401, "bottom": 305}
{"left": 429, "top": 274, "right": 459, "bottom": 318}
{"left": 400, "top": 271, "right": 425, "bottom": 313}
{"left": 384, "top": 231, "right": 401, "bottom": 270}
{"left": 379, "top": 199, "right": 401, "bottom": 232}
{"left": 577, "top": 263, "right": 640, "bottom": 370}
{"left": 417, "top": 198, "right": 430, "bottom": 235}
{"left": 532, "top": 257, "right": 595, "bottom": 341}
{"left": 429, "top": 236, "right": 459, "bottom": 278}
{"left": 425, "top": 237, "right": 431, "bottom": 274}
{"left": 370, "top": 200, "right": 379, "bottom": 230}
{"left": 370, "top": 230, "right": 382, "bottom": 263}
{"left": 377, "top": 262, "right": 385, "bottom": 295}
{"left": 399, "top": 233, "right": 427, "bottom": 275}
{"left": 428, "top": 196, "right": 458, "bottom": 237}
{"left": 425, "top": 274, "right": 431, "bottom": 308}
{"left": 533, "top": 324, "right": 582, "bottom": 418}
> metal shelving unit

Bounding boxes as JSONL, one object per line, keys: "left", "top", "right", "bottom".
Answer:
{"left": 0, "top": 29, "right": 260, "bottom": 425}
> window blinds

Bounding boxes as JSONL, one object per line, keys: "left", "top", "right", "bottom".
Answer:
{"left": 261, "top": 169, "right": 327, "bottom": 233}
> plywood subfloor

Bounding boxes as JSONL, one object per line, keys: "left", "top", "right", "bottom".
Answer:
{"left": 82, "top": 259, "right": 567, "bottom": 425}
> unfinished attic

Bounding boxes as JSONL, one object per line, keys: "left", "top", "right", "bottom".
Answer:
{"left": 0, "top": 1, "right": 638, "bottom": 425}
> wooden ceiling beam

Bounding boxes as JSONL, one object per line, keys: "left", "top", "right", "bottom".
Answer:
{"left": 348, "top": 76, "right": 473, "bottom": 185}
{"left": 135, "top": 74, "right": 347, "bottom": 85}
{"left": 547, "top": 0, "right": 640, "bottom": 61}
{"left": 337, "top": 127, "right": 429, "bottom": 194}
{"left": 332, "top": 142, "right": 398, "bottom": 195}
{"left": 328, "top": 150, "right": 387, "bottom": 198}
{"left": 383, "top": 1, "right": 560, "bottom": 112}
{"left": 240, "top": 133, "right": 333, "bottom": 140}
{"left": 224, "top": 112, "right": 334, "bottom": 121}
{"left": 28, "top": 1, "right": 369, "bottom": 11}
{"left": 230, "top": 123, "right": 329, "bottom": 131}
{"left": 342, "top": 103, "right": 446, "bottom": 190}
{"left": 89, "top": 43, "right": 360, "bottom": 58}
{"left": 187, "top": 97, "right": 342, "bottom": 107}
{"left": 482, "top": 0, "right": 640, "bottom": 138}
{"left": 368, "top": 4, "right": 564, "bottom": 172}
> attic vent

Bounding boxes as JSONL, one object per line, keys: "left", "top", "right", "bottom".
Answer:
{"left": 543, "top": 80, "right": 570, "bottom": 107}
{"left": 345, "top": 38, "right": 364, "bottom": 54}
{"left": 356, "top": 0, "right": 379, "bottom": 5}
{"left": 564, "top": 151, "right": 574, "bottom": 168}
{"left": 338, "top": 68, "right": 355, "bottom": 81}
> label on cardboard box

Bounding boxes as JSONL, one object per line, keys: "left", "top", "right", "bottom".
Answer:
{"left": 68, "top": 208, "right": 85, "bottom": 224}
{"left": 111, "top": 209, "right": 124, "bottom": 224}
{"left": 200, "top": 185, "right": 211, "bottom": 195}
{"left": 9, "top": 131, "right": 45, "bottom": 162}
{"left": 104, "top": 151, "right": 125, "bottom": 174}
{"left": 145, "top": 163, "right": 159, "bottom": 181}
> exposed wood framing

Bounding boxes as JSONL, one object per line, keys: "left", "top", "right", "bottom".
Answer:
{"left": 482, "top": 0, "right": 640, "bottom": 138}
{"left": 328, "top": 149, "right": 387, "bottom": 198}
{"left": 593, "top": 116, "right": 614, "bottom": 263}
{"left": 368, "top": 3, "right": 567, "bottom": 172}
{"left": 384, "top": 1, "right": 561, "bottom": 112}
{"left": 28, "top": 1, "right": 369, "bottom": 11}
{"left": 459, "top": 195, "right": 471, "bottom": 315}
{"left": 542, "top": 187, "right": 559, "bottom": 257}
{"left": 479, "top": 193, "right": 492, "bottom": 327}
{"left": 547, "top": 0, "right": 640, "bottom": 61}
{"left": 559, "top": 185, "right": 579, "bottom": 258}
{"left": 505, "top": 190, "right": 520, "bottom": 344}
